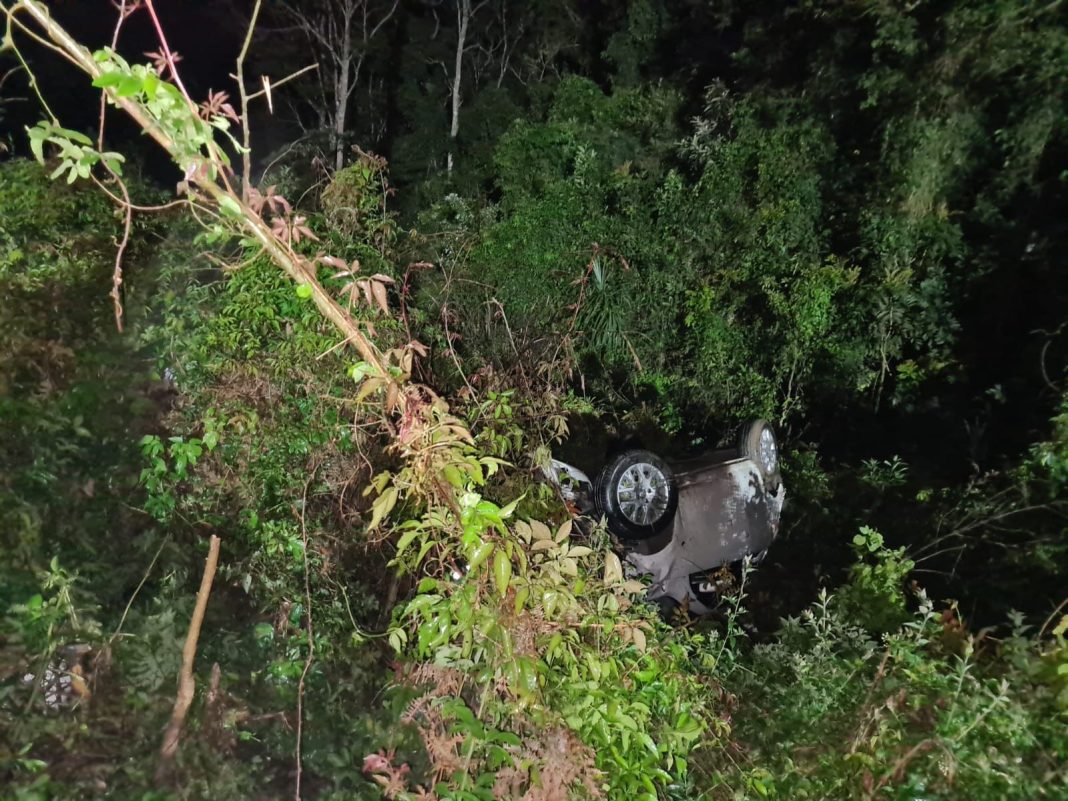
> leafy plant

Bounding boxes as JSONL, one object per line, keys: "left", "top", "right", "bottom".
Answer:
{"left": 836, "top": 526, "right": 915, "bottom": 634}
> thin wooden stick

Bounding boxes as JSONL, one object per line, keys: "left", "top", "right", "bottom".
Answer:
{"left": 244, "top": 63, "right": 319, "bottom": 102}
{"left": 156, "top": 534, "right": 221, "bottom": 785}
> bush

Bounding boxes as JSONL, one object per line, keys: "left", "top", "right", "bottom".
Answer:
{"left": 713, "top": 589, "right": 1068, "bottom": 800}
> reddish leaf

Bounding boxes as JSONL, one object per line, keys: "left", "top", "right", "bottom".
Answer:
{"left": 370, "top": 280, "right": 389, "bottom": 315}
{"left": 144, "top": 48, "right": 181, "bottom": 75}
{"left": 199, "top": 89, "right": 240, "bottom": 123}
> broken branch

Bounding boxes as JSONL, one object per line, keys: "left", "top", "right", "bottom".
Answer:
{"left": 156, "top": 534, "right": 221, "bottom": 785}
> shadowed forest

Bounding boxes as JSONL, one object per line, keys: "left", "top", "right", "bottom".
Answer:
{"left": 1, "top": 1, "right": 1066, "bottom": 799}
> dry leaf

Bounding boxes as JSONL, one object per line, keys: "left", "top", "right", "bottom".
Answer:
{"left": 604, "top": 552, "right": 623, "bottom": 585}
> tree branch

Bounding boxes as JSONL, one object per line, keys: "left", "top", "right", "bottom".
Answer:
{"left": 156, "top": 534, "right": 221, "bottom": 785}
{"left": 242, "top": 63, "right": 319, "bottom": 102}
{"left": 236, "top": 0, "right": 262, "bottom": 199}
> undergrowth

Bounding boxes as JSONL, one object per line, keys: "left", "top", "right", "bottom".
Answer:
{"left": 2, "top": 159, "right": 1066, "bottom": 801}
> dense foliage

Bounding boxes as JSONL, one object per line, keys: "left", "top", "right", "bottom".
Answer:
{"left": 1, "top": 0, "right": 1066, "bottom": 800}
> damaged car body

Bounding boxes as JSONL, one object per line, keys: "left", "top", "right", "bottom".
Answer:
{"left": 544, "top": 420, "right": 786, "bottom": 616}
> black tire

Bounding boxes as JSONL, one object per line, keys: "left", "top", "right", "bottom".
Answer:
{"left": 594, "top": 450, "right": 678, "bottom": 540}
{"left": 739, "top": 419, "right": 781, "bottom": 491}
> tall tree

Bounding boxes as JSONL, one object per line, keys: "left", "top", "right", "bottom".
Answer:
{"left": 447, "top": 0, "right": 483, "bottom": 173}
{"left": 276, "top": 0, "right": 400, "bottom": 170}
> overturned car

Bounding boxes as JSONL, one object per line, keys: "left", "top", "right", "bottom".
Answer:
{"left": 543, "top": 420, "right": 786, "bottom": 616}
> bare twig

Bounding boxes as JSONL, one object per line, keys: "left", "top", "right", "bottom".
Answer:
{"left": 1034, "top": 322, "right": 1066, "bottom": 392}
{"left": 243, "top": 63, "right": 319, "bottom": 102}
{"left": 872, "top": 739, "right": 938, "bottom": 794}
{"left": 106, "top": 161, "right": 133, "bottom": 331}
{"left": 235, "top": 0, "right": 262, "bottom": 200}
{"left": 96, "top": 0, "right": 131, "bottom": 151}
{"left": 0, "top": 64, "right": 24, "bottom": 92}
{"left": 89, "top": 0, "right": 142, "bottom": 330}
{"left": 156, "top": 534, "right": 221, "bottom": 785}
{"left": 143, "top": 0, "right": 194, "bottom": 108}
{"left": 89, "top": 176, "right": 185, "bottom": 213}
{"left": 947, "top": 503, "right": 1068, "bottom": 538}
{"left": 104, "top": 533, "right": 170, "bottom": 648}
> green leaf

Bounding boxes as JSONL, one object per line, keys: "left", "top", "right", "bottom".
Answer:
{"left": 514, "top": 586, "right": 529, "bottom": 613}
{"left": 143, "top": 72, "right": 161, "bottom": 99}
{"left": 368, "top": 486, "right": 399, "bottom": 529}
{"left": 101, "top": 152, "right": 125, "bottom": 176}
{"left": 638, "top": 731, "right": 658, "bottom": 755}
{"left": 498, "top": 494, "right": 524, "bottom": 519}
{"left": 253, "top": 623, "right": 274, "bottom": 642}
{"left": 543, "top": 589, "right": 559, "bottom": 618}
{"left": 467, "top": 540, "right": 495, "bottom": 572}
{"left": 442, "top": 464, "right": 464, "bottom": 488}
{"left": 492, "top": 550, "right": 512, "bottom": 597}
{"left": 55, "top": 126, "right": 93, "bottom": 145}
{"left": 417, "top": 538, "right": 436, "bottom": 565}
{"left": 92, "top": 71, "right": 124, "bottom": 89}
{"left": 218, "top": 195, "right": 243, "bottom": 218}
{"left": 26, "top": 125, "right": 45, "bottom": 164}
{"left": 349, "top": 361, "right": 374, "bottom": 383}
{"left": 516, "top": 656, "right": 538, "bottom": 699}
{"left": 115, "top": 75, "right": 144, "bottom": 97}
{"left": 405, "top": 594, "right": 442, "bottom": 616}
{"left": 395, "top": 527, "right": 421, "bottom": 559}
{"left": 416, "top": 577, "right": 438, "bottom": 593}
{"left": 295, "top": 283, "right": 313, "bottom": 300}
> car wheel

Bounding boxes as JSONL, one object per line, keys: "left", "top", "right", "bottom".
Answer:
{"left": 594, "top": 450, "right": 678, "bottom": 539}
{"left": 740, "top": 419, "right": 781, "bottom": 491}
